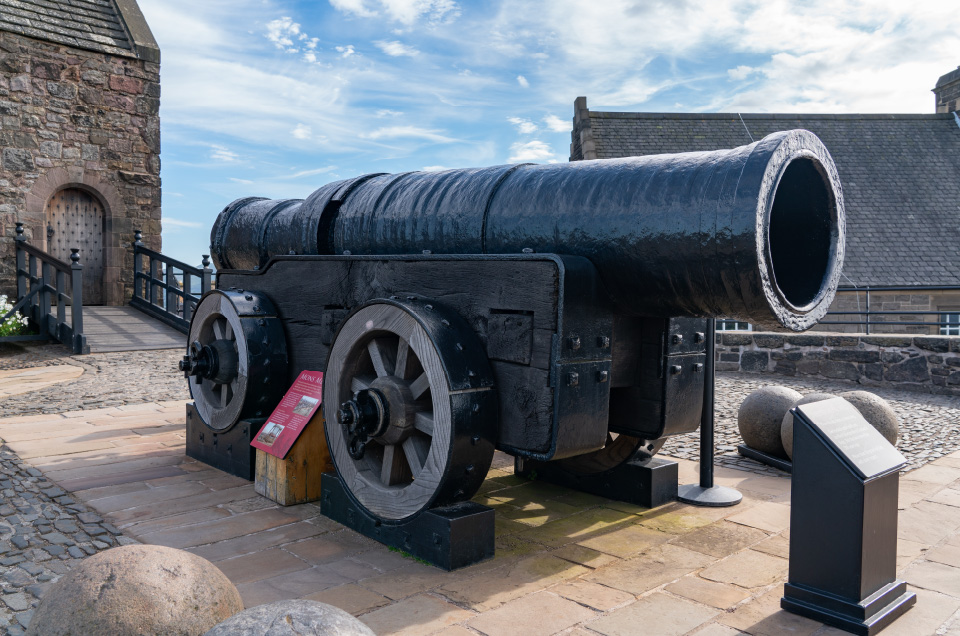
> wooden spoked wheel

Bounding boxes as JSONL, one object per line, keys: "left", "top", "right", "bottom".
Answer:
{"left": 184, "top": 290, "right": 288, "bottom": 431}
{"left": 324, "top": 300, "right": 496, "bottom": 521}
{"left": 187, "top": 293, "right": 248, "bottom": 431}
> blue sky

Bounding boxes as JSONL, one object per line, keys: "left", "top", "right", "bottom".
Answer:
{"left": 136, "top": 0, "right": 960, "bottom": 265}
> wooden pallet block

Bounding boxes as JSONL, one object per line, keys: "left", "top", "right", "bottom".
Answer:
{"left": 255, "top": 410, "right": 333, "bottom": 506}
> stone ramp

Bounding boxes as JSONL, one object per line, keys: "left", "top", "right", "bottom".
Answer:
{"left": 2, "top": 402, "right": 960, "bottom": 635}
{"left": 73, "top": 306, "right": 184, "bottom": 353}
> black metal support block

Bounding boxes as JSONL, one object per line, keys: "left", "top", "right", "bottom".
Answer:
{"left": 320, "top": 472, "right": 495, "bottom": 571}
{"left": 185, "top": 403, "right": 260, "bottom": 481}
{"left": 737, "top": 444, "right": 793, "bottom": 473}
{"left": 781, "top": 398, "right": 915, "bottom": 635}
{"left": 519, "top": 456, "right": 678, "bottom": 509}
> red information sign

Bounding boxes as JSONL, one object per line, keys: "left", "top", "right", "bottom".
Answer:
{"left": 251, "top": 370, "right": 324, "bottom": 459}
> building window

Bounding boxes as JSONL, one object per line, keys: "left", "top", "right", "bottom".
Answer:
{"left": 717, "top": 320, "right": 752, "bottom": 331}
{"left": 941, "top": 312, "right": 960, "bottom": 336}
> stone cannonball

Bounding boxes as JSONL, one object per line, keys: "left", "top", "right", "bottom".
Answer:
{"left": 781, "top": 392, "right": 835, "bottom": 460}
{"left": 204, "top": 599, "right": 376, "bottom": 636}
{"left": 26, "top": 544, "right": 244, "bottom": 636}
{"left": 839, "top": 390, "right": 900, "bottom": 446}
{"left": 737, "top": 386, "right": 803, "bottom": 458}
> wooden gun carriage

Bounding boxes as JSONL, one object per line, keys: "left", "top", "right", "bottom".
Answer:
{"left": 181, "top": 129, "right": 845, "bottom": 567}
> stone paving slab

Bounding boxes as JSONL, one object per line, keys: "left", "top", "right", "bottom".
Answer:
{"left": 0, "top": 366, "right": 84, "bottom": 398}
{"left": 2, "top": 372, "right": 960, "bottom": 633}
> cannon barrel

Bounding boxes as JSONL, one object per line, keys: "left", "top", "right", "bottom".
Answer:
{"left": 211, "top": 129, "right": 844, "bottom": 331}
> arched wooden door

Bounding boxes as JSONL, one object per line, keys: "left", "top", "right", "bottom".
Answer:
{"left": 44, "top": 188, "right": 104, "bottom": 305}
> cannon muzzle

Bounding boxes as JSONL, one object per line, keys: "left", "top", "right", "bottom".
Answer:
{"left": 211, "top": 129, "right": 844, "bottom": 331}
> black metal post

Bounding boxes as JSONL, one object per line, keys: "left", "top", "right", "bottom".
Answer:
{"left": 70, "top": 249, "right": 84, "bottom": 354}
{"left": 700, "top": 317, "right": 717, "bottom": 489}
{"left": 201, "top": 254, "right": 212, "bottom": 295}
{"left": 133, "top": 230, "right": 143, "bottom": 300}
{"left": 677, "top": 318, "right": 742, "bottom": 507}
{"left": 15, "top": 223, "right": 26, "bottom": 301}
{"left": 39, "top": 262, "right": 51, "bottom": 337}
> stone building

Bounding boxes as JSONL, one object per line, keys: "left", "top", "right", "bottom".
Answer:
{"left": 570, "top": 68, "right": 960, "bottom": 335}
{"left": 0, "top": 0, "right": 160, "bottom": 305}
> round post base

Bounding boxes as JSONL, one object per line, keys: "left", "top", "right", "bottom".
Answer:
{"left": 677, "top": 484, "right": 743, "bottom": 507}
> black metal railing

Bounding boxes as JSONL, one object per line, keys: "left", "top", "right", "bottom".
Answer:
{"left": 1, "top": 222, "right": 88, "bottom": 353}
{"left": 820, "top": 285, "right": 960, "bottom": 335}
{"left": 130, "top": 230, "right": 212, "bottom": 333}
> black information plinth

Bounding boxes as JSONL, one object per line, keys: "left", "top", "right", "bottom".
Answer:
{"left": 185, "top": 403, "right": 261, "bottom": 480}
{"left": 320, "top": 472, "right": 495, "bottom": 571}
{"left": 781, "top": 398, "right": 915, "bottom": 635}
{"left": 517, "top": 456, "right": 678, "bottom": 509}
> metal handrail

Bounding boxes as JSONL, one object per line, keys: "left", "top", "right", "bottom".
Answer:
{"left": 130, "top": 230, "right": 213, "bottom": 333}
{"left": 2, "top": 222, "right": 88, "bottom": 353}
{"left": 823, "top": 285, "right": 960, "bottom": 334}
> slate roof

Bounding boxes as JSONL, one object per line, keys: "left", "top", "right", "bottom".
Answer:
{"left": 571, "top": 106, "right": 960, "bottom": 288}
{"left": 0, "top": 0, "right": 158, "bottom": 61}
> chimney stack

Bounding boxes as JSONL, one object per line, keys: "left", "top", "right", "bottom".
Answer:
{"left": 933, "top": 66, "right": 960, "bottom": 113}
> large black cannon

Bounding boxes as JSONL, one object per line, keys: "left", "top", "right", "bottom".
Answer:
{"left": 183, "top": 129, "right": 845, "bottom": 566}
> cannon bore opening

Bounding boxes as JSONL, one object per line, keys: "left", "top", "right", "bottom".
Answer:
{"left": 768, "top": 157, "right": 836, "bottom": 310}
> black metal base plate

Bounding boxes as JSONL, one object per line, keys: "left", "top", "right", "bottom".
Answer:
{"left": 737, "top": 444, "right": 793, "bottom": 473}
{"left": 185, "top": 403, "right": 260, "bottom": 481}
{"left": 677, "top": 484, "right": 743, "bottom": 507}
{"left": 320, "top": 472, "right": 495, "bottom": 571}
{"left": 518, "top": 456, "right": 678, "bottom": 508}
{"left": 782, "top": 580, "right": 916, "bottom": 636}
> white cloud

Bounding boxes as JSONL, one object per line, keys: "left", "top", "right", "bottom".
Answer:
{"left": 228, "top": 178, "right": 253, "bottom": 184}
{"left": 330, "top": 0, "right": 460, "bottom": 25}
{"left": 265, "top": 17, "right": 302, "bottom": 51}
{"left": 543, "top": 114, "right": 568, "bottom": 132}
{"left": 507, "top": 117, "right": 538, "bottom": 134}
{"left": 285, "top": 166, "right": 338, "bottom": 179}
{"left": 292, "top": 124, "right": 312, "bottom": 139}
{"left": 303, "top": 51, "right": 317, "bottom": 63}
{"left": 336, "top": 45, "right": 356, "bottom": 58}
{"left": 375, "top": 40, "right": 419, "bottom": 56}
{"left": 329, "top": 0, "right": 378, "bottom": 18}
{"left": 422, "top": 165, "right": 448, "bottom": 171}
{"left": 361, "top": 125, "right": 456, "bottom": 142}
{"left": 508, "top": 140, "right": 556, "bottom": 163}
{"left": 728, "top": 65, "right": 756, "bottom": 81}
{"left": 376, "top": 109, "right": 402, "bottom": 117}
{"left": 210, "top": 145, "right": 240, "bottom": 162}
{"left": 164, "top": 218, "right": 204, "bottom": 228}
{"left": 516, "top": 74, "right": 529, "bottom": 88}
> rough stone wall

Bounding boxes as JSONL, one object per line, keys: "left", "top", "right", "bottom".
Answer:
{"left": 0, "top": 30, "right": 160, "bottom": 304}
{"left": 716, "top": 331, "right": 960, "bottom": 396}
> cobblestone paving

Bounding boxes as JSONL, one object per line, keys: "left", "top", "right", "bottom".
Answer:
{"left": 663, "top": 372, "right": 960, "bottom": 473}
{"left": 0, "top": 343, "right": 182, "bottom": 634}
{"left": 0, "top": 446, "right": 139, "bottom": 634}
{"left": 0, "top": 343, "right": 188, "bottom": 417}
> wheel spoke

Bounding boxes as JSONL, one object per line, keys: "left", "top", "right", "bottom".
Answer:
{"left": 414, "top": 411, "right": 434, "bottom": 436}
{"left": 395, "top": 338, "right": 410, "bottom": 380}
{"left": 381, "top": 444, "right": 409, "bottom": 486}
{"left": 402, "top": 436, "right": 429, "bottom": 477}
{"left": 220, "top": 383, "right": 229, "bottom": 407}
{"left": 368, "top": 339, "right": 394, "bottom": 378}
{"left": 351, "top": 375, "right": 376, "bottom": 392}
{"left": 212, "top": 319, "right": 224, "bottom": 340}
{"left": 409, "top": 372, "right": 429, "bottom": 400}
{"left": 224, "top": 320, "right": 233, "bottom": 340}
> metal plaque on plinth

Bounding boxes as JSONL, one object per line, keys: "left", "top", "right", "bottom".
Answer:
{"left": 781, "top": 398, "right": 915, "bottom": 635}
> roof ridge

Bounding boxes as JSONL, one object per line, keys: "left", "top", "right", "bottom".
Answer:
{"left": 586, "top": 111, "right": 951, "bottom": 121}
